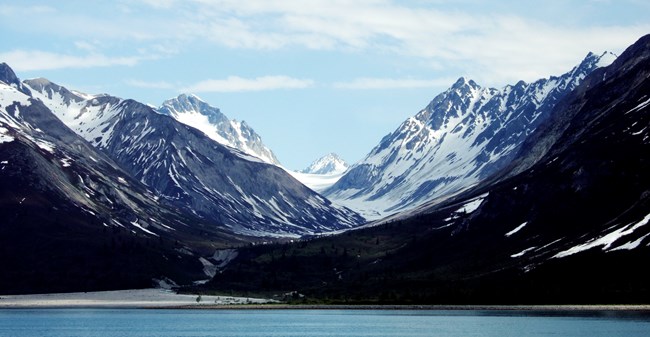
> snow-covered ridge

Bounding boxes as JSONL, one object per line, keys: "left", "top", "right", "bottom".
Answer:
{"left": 158, "top": 94, "right": 280, "bottom": 165}
{"left": 326, "top": 52, "right": 616, "bottom": 219}
{"left": 16, "top": 73, "right": 365, "bottom": 238}
{"left": 24, "top": 78, "right": 123, "bottom": 148}
{"left": 286, "top": 153, "right": 349, "bottom": 193}
{"left": 300, "top": 153, "right": 349, "bottom": 175}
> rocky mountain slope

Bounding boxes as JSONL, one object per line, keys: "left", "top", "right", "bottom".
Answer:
{"left": 0, "top": 63, "right": 248, "bottom": 294}
{"left": 158, "top": 94, "right": 280, "bottom": 165}
{"left": 203, "top": 35, "right": 650, "bottom": 304}
{"left": 23, "top": 78, "right": 364, "bottom": 238}
{"left": 325, "top": 52, "right": 617, "bottom": 219}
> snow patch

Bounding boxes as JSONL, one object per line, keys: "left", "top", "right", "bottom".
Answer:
{"left": 60, "top": 157, "right": 73, "bottom": 167}
{"left": 130, "top": 219, "right": 159, "bottom": 237}
{"left": 0, "top": 127, "right": 13, "bottom": 143}
{"left": 554, "top": 213, "right": 650, "bottom": 258}
{"left": 511, "top": 246, "right": 537, "bottom": 258}
{"left": 595, "top": 51, "right": 617, "bottom": 68}
{"left": 626, "top": 97, "right": 650, "bottom": 115}
{"left": 287, "top": 168, "right": 346, "bottom": 192}
{"left": 34, "top": 139, "right": 55, "bottom": 153}
{"left": 456, "top": 193, "right": 488, "bottom": 214}
{"left": 505, "top": 222, "right": 528, "bottom": 237}
{"left": 610, "top": 233, "right": 650, "bottom": 251}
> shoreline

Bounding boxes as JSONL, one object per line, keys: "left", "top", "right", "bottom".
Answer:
{"left": 159, "top": 304, "right": 650, "bottom": 311}
{"left": 1, "top": 289, "right": 649, "bottom": 311}
{"left": 0, "top": 289, "right": 276, "bottom": 309}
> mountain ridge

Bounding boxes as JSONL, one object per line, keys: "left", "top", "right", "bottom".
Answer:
{"left": 158, "top": 94, "right": 280, "bottom": 165}
{"left": 201, "top": 36, "right": 650, "bottom": 303}
{"left": 300, "top": 153, "right": 349, "bottom": 175}
{"left": 325, "top": 51, "right": 617, "bottom": 219}
{"left": 1, "top": 65, "right": 248, "bottom": 293}
{"left": 21, "top": 74, "right": 364, "bottom": 238}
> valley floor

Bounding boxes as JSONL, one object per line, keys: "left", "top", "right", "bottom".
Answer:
{"left": 0, "top": 289, "right": 276, "bottom": 308}
{"left": 0, "top": 289, "right": 648, "bottom": 311}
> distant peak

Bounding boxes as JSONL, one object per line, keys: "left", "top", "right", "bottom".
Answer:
{"left": 182, "top": 93, "right": 205, "bottom": 102}
{"left": 577, "top": 51, "right": 618, "bottom": 72}
{"left": 0, "top": 62, "right": 20, "bottom": 87}
{"left": 24, "top": 77, "right": 52, "bottom": 86}
{"left": 451, "top": 76, "right": 480, "bottom": 90}
{"left": 189, "top": 93, "right": 204, "bottom": 100}
{"left": 596, "top": 51, "right": 618, "bottom": 68}
{"left": 301, "top": 153, "right": 349, "bottom": 175}
{"left": 158, "top": 93, "right": 230, "bottom": 128}
{"left": 452, "top": 77, "right": 468, "bottom": 87}
{"left": 173, "top": 93, "right": 204, "bottom": 103}
{"left": 160, "top": 93, "right": 219, "bottom": 115}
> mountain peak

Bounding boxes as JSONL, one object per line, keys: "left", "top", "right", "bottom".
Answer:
{"left": 595, "top": 51, "right": 618, "bottom": 68}
{"left": 451, "top": 76, "right": 479, "bottom": 89}
{"left": 327, "top": 47, "right": 610, "bottom": 218}
{"left": 0, "top": 63, "right": 31, "bottom": 96}
{"left": 573, "top": 51, "right": 618, "bottom": 76}
{"left": 160, "top": 94, "right": 227, "bottom": 124}
{"left": 158, "top": 94, "right": 281, "bottom": 165}
{"left": 176, "top": 93, "right": 205, "bottom": 104}
{"left": 301, "top": 153, "right": 349, "bottom": 175}
{"left": 0, "top": 63, "right": 20, "bottom": 87}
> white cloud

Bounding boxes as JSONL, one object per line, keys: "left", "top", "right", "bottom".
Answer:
{"left": 170, "top": 0, "right": 650, "bottom": 85}
{"left": 0, "top": 50, "right": 149, "bottom": 71}
{"left": 3, "top": 1, "right": 649, "bottom": 86}
{"left": 0, "top": 4, "right": 55, "bottom": 15}
{"left": 180, "top": 76, "right": 314, "bottom": 93}
{"left": 125, "top": 79, "right": 174, "bottom": 89}
{"left": 138, "top": 0, "right": 176, "bottom": 9}
{"left": 334, "top": 77, "right": 458, "bottom": 90}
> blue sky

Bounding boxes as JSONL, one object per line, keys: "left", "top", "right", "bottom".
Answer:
{"left": 1, "top": 0, "right": 649, "bottom": 170}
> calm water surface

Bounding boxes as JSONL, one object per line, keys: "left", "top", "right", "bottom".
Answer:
{"left": 1, "top": 309, "right": 649, "bottom": 337}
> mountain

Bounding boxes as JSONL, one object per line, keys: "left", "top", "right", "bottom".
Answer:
{"left": 287, "top": 153, "right": 349, "bottom": 193}
{"left": 325, "top": 52, "right": 617, "bottom": 219}
{"left": 300, "top": 153, "right": 349, "bottom": 175}
{"left": 0, "top": 63, "right": 247, "bottom": 294}
{"left": 201, "top": 35, "right": 650, "bottom": 304}
{"left": 158, "top": 94, "right": 280, "bottom": 165}
{"left": 23, "top": 78, "right": 364, "bottom": 238}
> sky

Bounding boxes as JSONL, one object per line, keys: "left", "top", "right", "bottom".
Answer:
{"left": 1, "top": 0, "right": 649, "bottom": 170}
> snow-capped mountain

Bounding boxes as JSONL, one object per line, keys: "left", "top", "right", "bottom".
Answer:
{"left": 158, "top": 94, "right": 280, "bottom": 165}
{"left": 1, "top": 63, "right": 240, "bottom": 293}
{"left": 286, "top": 153, "right": 349, "bottom": 193}
{"left": 301, "top": 153, "right": 349, "bottom": 175}
{"left": 207, "top": 34, "right": 650, "bottom": 303}
{"left": 23, "top": 79, "right": 364, "bottom": 237}
{"left": 325, "top": 52, "right": 617, "bottom": 219}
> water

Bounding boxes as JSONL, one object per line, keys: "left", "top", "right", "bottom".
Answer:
{"left": 1, "top": 309, "right": 649, "bottom": 337}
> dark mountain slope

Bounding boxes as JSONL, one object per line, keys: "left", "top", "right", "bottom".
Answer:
{"left": 24, "top": 80, "right": 364, "bottom": 237}
{"left": 325, "top": 52, "right": 613, "bottom": 218}
{"left": 0, "top": 64, "right": 246, "bottom": 294}
{"left": 202, "top": 35, "right": 650, "bottom": 304}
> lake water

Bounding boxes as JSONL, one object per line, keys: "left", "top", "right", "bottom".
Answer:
{"left": 1, "top": 309, "right": 649, "bottom": 337}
